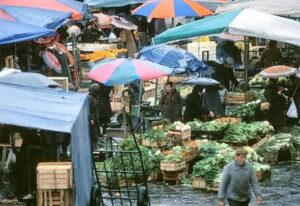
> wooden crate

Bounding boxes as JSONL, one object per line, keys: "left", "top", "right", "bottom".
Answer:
{"left": 224, "top": 92, "right": 252, "bottom": 105}
{"left": 263, "top": 152, "right": 278, "bottom": 165}
{"left": 167, "top": 129, "right": 191, "bottom": 142}
{"left": 192, "top": 178, "right": 207, "bottom": 189}
{"left": 160, "top": 161, "right": 186, "bottom": 172}
{"left": 147, "top": 171, "right": 162, "bottom": 182}
{"left": 206, "top": 182, "right": 219, "bottom": 192}
{"left": 181, "top": 147, "right": 199, "bottom": 162}
{"left": 49, "top": 77, "right": 69, "bottom": 91}
{"left": 162, "top": 169, "right": 186, "bottom": 184}
{"left": 37, "top": 162, "right": 73, "bottom": 190}
{"left": 37, "top": 189, "right": 73, "bottom": 206}
{"left": 256, "top": 170, "right": 271, "bottom": 182}
{"left": 98, "top": 175, "right": 136, "bottom": 188}
{"left": 141, "top": 138, "right": 167, "bottom": 148}
{"left": 215, "top": 117, "right": 241, "bottom": 125}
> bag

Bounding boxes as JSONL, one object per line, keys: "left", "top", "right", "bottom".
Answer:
{"left": 5, "top": 149, "right": 16, "bottom": 169}
{"left": 108, "top": 32, "right": 117, "bottom": 43}
{"left": 287, "top": 100, "right": 298, "bottom": 118}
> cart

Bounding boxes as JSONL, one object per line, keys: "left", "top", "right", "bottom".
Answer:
{"left": 92, "top": 113, "right": 150, "bottom": 206}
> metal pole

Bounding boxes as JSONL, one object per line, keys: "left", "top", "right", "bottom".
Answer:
{"left": 154, "top": 79, "right": 158, "bottom": 106}
{"left": 244, "top": 36, "right": 249, "bottom": 90}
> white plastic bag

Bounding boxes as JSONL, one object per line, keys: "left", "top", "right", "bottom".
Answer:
{"left": 108, "top": 32, "right": 118, "bottom": 43}
{"left": 5, "top": 148, "right": 16, "bottom": 168}
{"left": 287, "top": 100, "right": 298, "bottom": 118}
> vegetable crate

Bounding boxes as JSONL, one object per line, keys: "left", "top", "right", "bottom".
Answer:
{"left": 224, "top": 92, "right": 252, "bottom": 105}
{"left": 167, "top": 129, "right": 191, "bottom": 142}
{"left": 256, "top": 170, "right": 271, "bottom": 182}
{"left": 162, "top": 169, "right": 186, "bottom": 184}
{"left": 192, "top": 178, "right": 207, "bottom": 190}
{"left": 181, "top": 147, "right": 199, "bottom": 162}
{"left": 263, "top": 152, "right": 278, "bottom": 165}
{"left": 147, "top": 170, "right": 162, "bottom": 182}
{"left": 36, "top": 162, "right": 73, "bottom": 190}
{"left": 141, "top": 138, "right": 167, "bottom": 148}
{"left": 206, "top": 182, "right": 219, "bottom": 192}
{"left": 37, "top": 189, "right": 73, "bottom": 206}
{"left": 215, "top": 117, "right": 241, "bottom": 125}
{"left": 160, "top": 161, "right": 186, "bottom": 172}
{"left": 93, "top": 130, "right": 150, "bottom": 206}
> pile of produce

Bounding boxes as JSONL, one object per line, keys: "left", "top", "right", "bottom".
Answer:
{"left": 256, "top": 133, "right": 292, "bottom": 155}
{"left": 80, "top": 48, "right": 127, "bottom": 62}
{"left": 170, "top": 121, "right": 191, "bottom": 131}
{"left": 249, "top": 75, "right": 266, "bottom": 86}
{"left": 187, "top": 120, "right": 228, "bottom": 132}
{"left": 162, "top": 146, "right": 185, "bottom": 163}
{"left": 143, "top": 129, "right": 167, "bottom": 141}
{"left": 249, "top": 90, "right": 266, "bottom": 101}
{"left": 95, "top": 138, "right": 163, "bottom": 183}
{"left": 224, "top": 121, "right": 274, "bottom": 143}
{"left": 192, "top": 142, "right": 234, "bottom": 185}
{"left": 229, "top": 100, "right": 260, "bottom": 119}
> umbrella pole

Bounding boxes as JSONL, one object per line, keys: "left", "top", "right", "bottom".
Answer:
{"left": 154, "top": 79, "right": 158, "bottom": 106}
{"left": 243, "top": 37, "right": 249, "bottom": 91}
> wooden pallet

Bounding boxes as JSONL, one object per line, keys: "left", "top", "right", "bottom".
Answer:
{"left": 162, "top": 169, "right": 186, "bottom": 184}
{"left": 141, "top": 139, "right": 167, "bottom": 148}
{"left": 37, "top": 189, "right": 73, "bottom": 206}
{"left": 160, "top": 161, "right": 186, "bottom": 172}
{"left": 37, "top": 162, "right": 73, "bottom": 190}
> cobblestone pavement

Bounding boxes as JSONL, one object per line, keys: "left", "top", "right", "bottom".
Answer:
{"left": 149, "top": 162, "right": 300, "bottom": 206}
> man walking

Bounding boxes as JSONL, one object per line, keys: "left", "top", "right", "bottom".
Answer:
{"left": 218, "top": 148, "right": 262, "bottom": 206}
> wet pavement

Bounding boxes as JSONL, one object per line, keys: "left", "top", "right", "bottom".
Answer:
{"left": 149, "top": 161, "right": 300, "bottom": 206}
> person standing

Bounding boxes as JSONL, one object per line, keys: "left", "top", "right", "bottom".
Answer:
{"left": 88, "top": 83, "right": 100, "bottom": 149}
{"left": 218, "top": 148, "right": 262, "bottom": 206}
{"left": 213, "top": 57, "right": 239, "bottom": 90}
{"left": 259, "top": 40, "right": 283, "bottom": 68}
{"left": 120, "top": 29, "right": 138, "bottom": 58}
{"left": 97, "top": 83, "right": 113, "bottom": 136}
{"left": 184, "top": 85, "right": 214, "bottom": 123}
{"left": 159, "top": 82, "right": 182, "bottom": 122}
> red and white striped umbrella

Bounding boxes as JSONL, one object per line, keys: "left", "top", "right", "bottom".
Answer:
{"left": 259, "top": 65, "right": 297, "bottom": 78}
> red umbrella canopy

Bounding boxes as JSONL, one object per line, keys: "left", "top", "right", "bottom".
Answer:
{"left": 0, "top": 8, "right": 14, "bottom": 21}
{"left": 259, "top": 65, "right": 297, "bottom": 78}
{"left": 0, "top": 0, "right": 85, "bottom": 20}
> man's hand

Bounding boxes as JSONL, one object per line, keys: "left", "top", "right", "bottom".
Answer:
{"left": 219, "top": 201, "right": 225, "bottom": 206}
{"left": 256, "top": 196, "right": 262, "bottom": 204}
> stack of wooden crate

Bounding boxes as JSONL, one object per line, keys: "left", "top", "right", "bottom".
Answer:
{"left": 36, "top": 162, "right": 73, "bottom": 206}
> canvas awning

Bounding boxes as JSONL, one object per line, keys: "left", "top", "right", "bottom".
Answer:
{"left": 0, "top": 83, "right": 93, "bottom": 206}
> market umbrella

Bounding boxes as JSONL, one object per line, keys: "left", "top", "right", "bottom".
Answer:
{"left": 259, "top": 65, "right": 297, "bottom": 78}
{"left": 88, "top": 58, "right": 173, "bottom": 86}
{"left": 42, "top": 51, "right": 62, "bottom": 74}
{"left": 94, "top": 13, "right": 137, "bottom": 30}
{"left": 0, "top": 19, "right": 55, "bottom": 45}
{"left": 0, "top": 0, "right": 87, "bottom": 20}
{"left": 131, "top": 0, "right": 213, "bottom": 18}
{"left": 154, "top": 9, "right": 300, "bottom": 47}
{"left": 181, "top": 77, "right": 220, "bottom": 86}
{"left": 0, "top": 72, "right": 60, "bottom": 88}
{"left": 138, "top": 45, "right": 207, "bottom": 74}
{"left": 0, "top": 6, "right": 71, "bottom": 29}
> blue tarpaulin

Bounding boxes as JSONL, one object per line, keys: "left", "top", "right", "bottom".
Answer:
{"left": 0, "top": 5, "right": 71, "bottom": 29}
{"left": 0, "top": 19, "right": 55, "bottom": 45}
{"left": 84, "top": 0, "right": 146, "bottom": 7}
{"left": 0, "top": 83, "right": 93, "bottom": 206}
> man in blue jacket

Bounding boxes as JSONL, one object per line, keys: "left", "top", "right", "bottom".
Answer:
{"left": 218, "top": 148, "right": 262, "bottom": 206}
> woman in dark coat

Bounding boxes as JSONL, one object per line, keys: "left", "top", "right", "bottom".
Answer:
{"left": 184, "top": 85, "right": 214, "bottom": 123}
{"left": 88, "top": 83, "right": 100, "bottom": 149}
{"left": 159, "top": 82, "right": 182, "bottom": 122}
{"left": 264, "top": 79, "right": 287, "bottom": 129}
{"left": 97, "top": 83, "right": 113, "bottom": 135}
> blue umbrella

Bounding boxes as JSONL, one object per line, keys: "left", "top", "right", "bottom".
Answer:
{"left": 0, "top": 19, "right": 55, "bottom": 45}
{"left": 0, "top": 72, "right": 60, "bottom": 88}
{"left": 0, "top": 6, "right": 71, "bottom": 29}
{"left": 181, "top": 77, "right": 220, "bottom": 86}
{"left": 138, "top": 45, "right": 207, "bottom": 74}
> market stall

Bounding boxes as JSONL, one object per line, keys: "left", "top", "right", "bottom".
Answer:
{"left": 0, "top": 83, "right": 93, "bottom": 206}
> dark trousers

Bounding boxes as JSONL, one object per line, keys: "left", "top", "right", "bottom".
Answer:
{"left": 227, "top": 198, "right": 250, "bottom": 206}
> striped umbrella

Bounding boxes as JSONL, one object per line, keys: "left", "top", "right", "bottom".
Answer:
{"left": 88, "top": 58, "right": 173, "bottom": 86}
{"left": 132, "top": 0, "right": 213, "bottom": 18}
{"left": 259, "top": 65, "right": 297, "bottom": 78}
{"left": 42, "top": 51, "right": 62, "bottom": 74}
